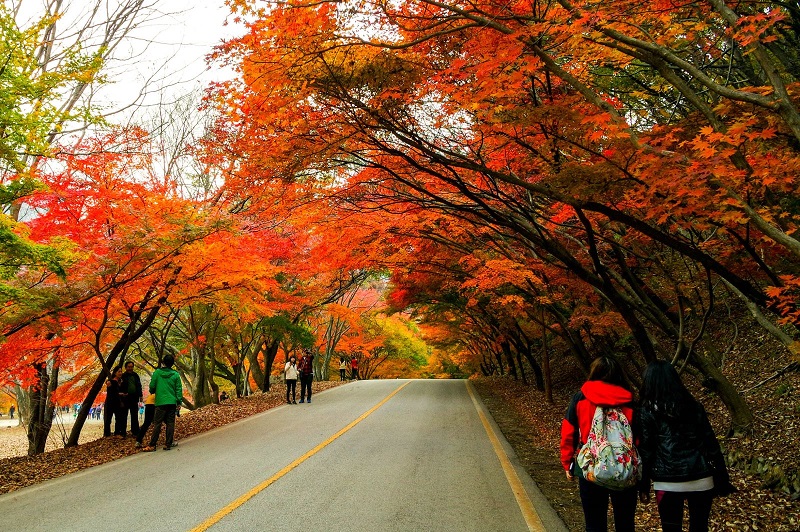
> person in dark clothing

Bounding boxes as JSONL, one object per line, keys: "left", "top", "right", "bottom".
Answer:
{"left": 638, "top": 361, "right": 735, "bottom": 532}
{"left": 560, "top": 356, "right": 639, "bottom": 532}
{"left": 118, "top": 361, "right": 143, "bottom": 436}
{"left": 103, "top": 366, "right": 125, "bottom": 437}
{"left": 142, "top": 354, "right": 182, "bottom": 452}
{"left": 8, "top": 404, "right": 14, "bottom": 419}
{"left": 298, "top": 349, "right": 314, "bottom": 403}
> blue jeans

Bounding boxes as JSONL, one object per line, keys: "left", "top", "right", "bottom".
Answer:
{"left": 578, "top": 477, "right": 637, "bottom": 532}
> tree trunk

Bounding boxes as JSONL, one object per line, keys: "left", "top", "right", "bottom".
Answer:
{"left": 14, "top": 385, "right": 29, "bottom": 427}
{"left": 246, "top": 349, "right": 266, "bottom": 392}
{"left": 67, "top": 366, "right": 112, "bottom": 447}
{"left": 191, "top": 348, "right": 212, "bottom": 409}
{"left": 520, "top": 349, "right": 544, "bottom": 389}
{"left": 27, "top": 361, "right": 59, "bottom": 455}
{"left": 541, "top": 324, "right": 553, "bottom": 403}
{"left": 262, "top": 339, "right": 281, "bottom": 392}
{"left": 689, "top": 352, "right": 753, "bottom": 435}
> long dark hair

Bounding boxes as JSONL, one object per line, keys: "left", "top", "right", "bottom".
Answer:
{"left": 640, "top": 360, "right": 698, "bottom": 416}
{"left": 586, "top": 356, "right": 629, "bottom": 390}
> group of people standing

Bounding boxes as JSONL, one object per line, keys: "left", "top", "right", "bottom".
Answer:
{"left": 282, "top": 350, "right": 362, "bottom": 404}
{"left": 103, "top": 361, "right": 143, "bottom": 438}
{"left": 339, "top": 356, "right": 358, "bottom": 381}
{"left": 104, "top": 355, "right": 183, "bottom": 452}
{"left": 283, "top": 349, "right": 316, "bottom": 404}
{"left": 561, "top": 357, "right": 736, "bottom": 532}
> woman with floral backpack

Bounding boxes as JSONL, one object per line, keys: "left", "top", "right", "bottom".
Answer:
{"left": 560, "top": 356, "right": 640, "bottom": 532}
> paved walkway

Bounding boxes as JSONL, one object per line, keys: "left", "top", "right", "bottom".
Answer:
{"left": 0, "top": 380, "right": 567, "bottom": 532}
{"left": 0, "top": 412, "right": 107, "bottom": 429}
{"left": 0, "top": 417, "right": 20, "bottom": 428}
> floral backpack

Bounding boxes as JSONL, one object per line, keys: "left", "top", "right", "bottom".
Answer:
{"left": 576, "top": 405, "right": 642, "bottom": 490}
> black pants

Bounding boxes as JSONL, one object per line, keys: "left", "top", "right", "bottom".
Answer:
{"left": 118, "top": 398, "right": 140, "bottom": 435}
{"left": 136, "top": 404, "right": 155, "bottom": 444}
{"left": 656, "top": 489, "right": 714, "bottom": 532}
{"left": 103, "top": 402, "right": 124, "bottom": 437}
{"left": 300, "top": 374, "right": 313, "bottom": 400}
{"left": 578, "top": 477, "right": 637, "bottom": 532}
{"left": 351, "top": 368, "right": 358, "bottom": 380}
{"left": 340, "top": 369, "right": 346, "bottom": 381}
{"left": 286, "top": 379, "right": 297, "bottom": 402}
{"left": 149, "top": 405, "right": 177, "bottom": 448}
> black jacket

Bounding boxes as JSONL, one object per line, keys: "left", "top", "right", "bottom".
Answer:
{"left": 119, "top": 371, "right": 143, "bottom": 404}
{"left": 639, "top": 401, "right": 731, "bottom": 491}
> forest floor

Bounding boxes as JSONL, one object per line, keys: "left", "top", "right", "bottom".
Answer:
{"left": 472, "top": 325, "right": 800, "bottom": 532}
{"left": 0, "top": 381, "right": 342, "bottom": 495}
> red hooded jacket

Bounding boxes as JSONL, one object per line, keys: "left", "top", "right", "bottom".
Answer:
{"left": 560, "top": 380, "right": 636, "bottom": 472}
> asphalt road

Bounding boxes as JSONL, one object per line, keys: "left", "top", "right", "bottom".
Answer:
{"left": 0, "top": 380, "right": 567, "bottom": 532}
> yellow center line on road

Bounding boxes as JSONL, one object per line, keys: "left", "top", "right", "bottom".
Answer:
{"left": 466, "top": 381, "right": 546, "bottom": 532}
{"left": 189, "top": 381, "right": 411, "bottom": 532}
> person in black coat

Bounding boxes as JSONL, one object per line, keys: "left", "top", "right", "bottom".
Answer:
{"left": 103, "top": 366, "right": 125, "bottom": 437}
{"left": 638, "top": 360, "right": 736, "bottom": 532}
{"left": 118, "top": 361, "right": 143, "bottom": 436}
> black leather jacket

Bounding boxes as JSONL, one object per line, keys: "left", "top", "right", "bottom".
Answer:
{"left": 639, "top": 401, "right": 729, "bottom": 486}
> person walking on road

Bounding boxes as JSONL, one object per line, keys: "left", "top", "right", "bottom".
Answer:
{"left": 350, "top": 356, "right": 359, "bottom": 380}
{"left": 284, "top": 355, "right": 299, "bottom": 404}
{"left": 119, "top": 361, "right": 143, "bottom": 437}
{"left": 560, "top": 356, "right": 640, "bottom": 532}
{"left": 339, "top": 357, "right": 348, "bottom": 381}
{"left": 9, "top": 404, "right": 14, "bottom": 419}
{"left": 298, "top": 349, "right": 314, "bottom": 403}
{"left": 142, "top": 354, "right": 182, "bottom": 452}
{"left": 135, "top": 392, "right": 156, "bottom": 448}
{"left": 103, "top": 366, "right": 125, "bottom": 438}
{"left": 638, "top": 360, "right": 736, "bottom": 532}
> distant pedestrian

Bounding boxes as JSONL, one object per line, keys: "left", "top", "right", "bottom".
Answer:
{"left": 638, "top": 361, "right": 736, "bottom": 532}
{"left": 339, "top": 357, "right": 348, "bottom": 381}
{"left": 119, "top": 361, "right": 143, "bottom": 436}
{"left": 350, "top": 356, "right": 359, "bottom": 380}
{"left": 135, "top": 393, "right": 156, "bottom": 448}
{"left": 103, "top": 366, "right": 125, "bottom": 438}
{"left": 9, "top": 404, "right": 15, "bottom": 419}
{"left": 298, "top": 349, "right": 314, "bottom": 403}
{"left": 95, "top": 404, "right": 102, "bottom": 420}
{"left": 284, "top": 356, "right": 299, "bottom": 404}
{"left": 219, "top": 391, "right": 229, "bottom": 402}
{"left": 142, "top": 354, "right": 182, "bottom": 452}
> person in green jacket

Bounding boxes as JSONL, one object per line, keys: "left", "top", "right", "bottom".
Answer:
{"left": 142, "top": 354, "right": 182, "bottom": 452}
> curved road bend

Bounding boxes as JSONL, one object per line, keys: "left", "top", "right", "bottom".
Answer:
{"left": 0, "top": 380, "right": 567, "bottom": 532}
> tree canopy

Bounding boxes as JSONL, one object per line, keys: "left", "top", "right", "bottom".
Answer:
{"left": 2, "top": 0, "right": 800, "bottom": 454}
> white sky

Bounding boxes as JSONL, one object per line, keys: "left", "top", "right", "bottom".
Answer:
{"left": 98, "top": 1, "right": 244, "bottom": 121}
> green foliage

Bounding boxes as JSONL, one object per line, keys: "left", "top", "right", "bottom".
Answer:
{"left": 0, "top": 4, "right": 107, "bottom": 326}
{"left": 260, "top": 314, "right": 315, "bottom": 349}
{"left": 373, "top": 315, "right": 429, "bottom": 368}
{"left": 0, "top": 5, "right": 105, "bottom": 175}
